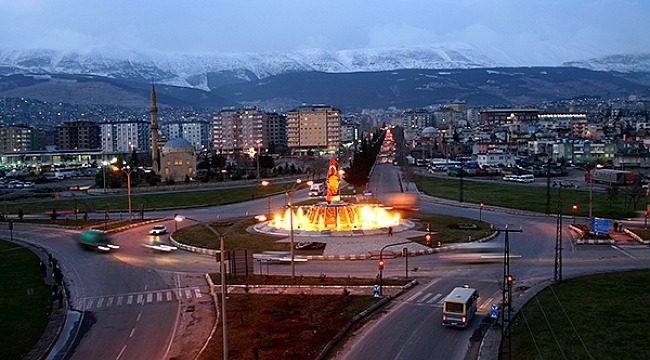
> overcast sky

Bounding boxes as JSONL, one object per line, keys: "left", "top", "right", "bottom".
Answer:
{"left": 1, "top": 0, "right": 648, "bottom": 65}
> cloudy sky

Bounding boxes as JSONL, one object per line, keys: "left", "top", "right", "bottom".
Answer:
{"left": 1, "top": 0, "right": 648, "bottom": 65}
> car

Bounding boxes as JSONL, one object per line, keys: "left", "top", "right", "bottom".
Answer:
{"left": 149, "top": 225, "right": 167, "bottom": 235}
{"left": 142, "top": 240, "right": 177, "bottom": 252}
{"left": 22, "top": 181, "right": 35, "bottom": 188}
{"left": 7, "top": 180, "right": 23, "bottom": 189}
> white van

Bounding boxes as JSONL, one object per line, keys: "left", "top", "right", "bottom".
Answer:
{"left": 517, "top": 174, "right": 535, "bottom": 183}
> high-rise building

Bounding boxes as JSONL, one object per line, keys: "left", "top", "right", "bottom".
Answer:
{"left": 286, "top": 105, "right": 340, "bottom": 155}
{"left": 0, "top": 125, "right": 36, "bottom": 154}
{"left": 56, "top": 121, "right": 100, "bottom": 150}
{"left": 166, "top": 118, "right": 211, "bottom": 152}
{"left": 100, "top": 118, "right": 151, "bottom": 153}
{"left": 266, "top": 112, "right": 287, "bottom": 153}
{"left": 212, "top": 107, "right": 267, "bottom": 158}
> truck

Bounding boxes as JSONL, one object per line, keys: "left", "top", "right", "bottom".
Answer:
{"left": 74, "top": 230, "right": 119, "bottom": 252}
{"left": 588, "top": 169, "right": 634, "bottom": 186}
{"left": 309, "top": 183, "right": 325, "bottom": 197}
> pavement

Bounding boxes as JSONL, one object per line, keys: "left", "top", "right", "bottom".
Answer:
{"left": 24, "top": 185, "right": 649, "bottom": 360}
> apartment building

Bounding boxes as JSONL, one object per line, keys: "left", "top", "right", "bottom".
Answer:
{"left": 0, "top": 125, "right": 37, "bottom": 153}
{"left": 212, "top": 107, "right": 267, "bottom": 158}
{"left": 166, "top": 118, "right": 211, "bottom": 152}
{"left": 286, "top": 105, "right": 340, "bottom": 155}
{"left": 56, "top": 121, "right": 101, "bottom": 150}
{"left": 100, "top": 118, "right": 151, "bottom": 153}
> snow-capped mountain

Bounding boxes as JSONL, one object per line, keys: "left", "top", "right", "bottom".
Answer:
{"left": 563, "top": 53, "right": 650, "bottom": 73}
{"left": 0, "top": 46, "right": 503, "bottom": 91}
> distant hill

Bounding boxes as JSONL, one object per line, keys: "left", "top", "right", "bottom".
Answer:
{"left": 0, "top": 46, "right": 648, "bottom": 111}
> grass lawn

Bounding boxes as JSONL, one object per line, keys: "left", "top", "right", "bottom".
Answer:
{"left": 173, "top": 217, "right": 288, "bottom": 253}
{"left": 0, "top": 240, "right": 52, "bottom": 360}
{"left": 510, "top": 269, "right": 650, "bottom": 359}
{"left": 0, "top": 182, "right": 291, "bottom": 216}
{"left": 416, "top": 175, "right": 640, "bottom": 219}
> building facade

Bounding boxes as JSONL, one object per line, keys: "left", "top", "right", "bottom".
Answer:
{"left": 100, "top": 118, "right": 151, "bottom": 153}
{"left": 286, "top": 105, "right": 340, "bottom": 155}
{"left": 56, "top": 121, "right": 101, "bottom": 150}
{"left": 0, "top": 125, "right": 37, "bottom": 154}
{"left": 212, "top": 107, "right": 267, "bottom": 158}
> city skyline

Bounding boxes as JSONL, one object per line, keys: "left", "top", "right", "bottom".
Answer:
{"left": 1, "top": 0, "right": 649, "bottom": 66}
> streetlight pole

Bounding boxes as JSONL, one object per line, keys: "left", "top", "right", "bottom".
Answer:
{"left": 174, "top": 215, "right": 229, "bottom": 360}
{"left": 102, "top": 161, "right": 107, "bottom": 194}
{"left": 114, "top": 165, "right": 133, "bottom": 225}
{"left": 287, "top": 179, "right": 313, "bottom": 279}
{"left": 256, "top": 141, "right": 261, "bottom": 181}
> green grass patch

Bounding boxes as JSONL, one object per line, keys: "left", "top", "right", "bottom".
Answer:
{"left": 510, "top": 269, "right": 650, "bottom": 359}
{"left": 173, "top": 217, "right": 288, "bottom": 253}
{"left": 401, "top": 210, "right": 494, "bottom": 245}
{"left": 416, "top": 175, "right": 637, "bottom": 219}
{"left": 0, "top": 240, "right": 52, "bottom": 360}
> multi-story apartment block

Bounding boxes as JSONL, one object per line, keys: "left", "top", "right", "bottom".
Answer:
{"left": 266, "top": 112, "right": 287, "bottom": 153}
{"left": 553, "top": 140, "right": 616, "bottom": 164}
{"left": 166, "top": 118, "right": 211, "bottom": 152}
{"left": 56, "top": 121, "right": 101, "bottom": 150}
{"left": 480, "top": 109, "right": 539, "bottom": 126}
{"left": 403, "top": 109, "right": 435, "bottom": 130}
{"left": 0, "top": 125, "right": 36, "bottom": 154}
{"left": 212, "top": 107, "right": 268, "bottom": 158}
{"left": 100, "top": 118, "right": 151, "bottom": 153}
{"left": 286, "top": 105, "right": 340, "bottom": 155}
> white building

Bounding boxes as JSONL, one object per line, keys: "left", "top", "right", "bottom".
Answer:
{"left": 100, "top": 118, "right": 151, "bottom": 153}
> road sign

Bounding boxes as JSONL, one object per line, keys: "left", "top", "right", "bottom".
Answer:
{"left": 373, "top": 284, "right": 380, "bottom": 297}
{"left": 490, "top": 309, "right": 499, "bottom": 319}
{"left": 491, "top": 303, "right": 498, "bottom": 311}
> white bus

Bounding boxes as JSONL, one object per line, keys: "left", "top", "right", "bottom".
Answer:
{"left": 442, "top": 285, "right": 479, "bottom": 328}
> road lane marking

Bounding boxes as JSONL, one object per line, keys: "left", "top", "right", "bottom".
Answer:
{"left": 106, "top": 297, "right": 114, "bottom": 307}
{"left": 611, "top": 245, "right": 639, "bottom": 260}
{"left": 147, "top": 293, "right": 153, "bottom": 303}
{"left": 166, "top": 291, "right": 173, "bottom": 301}
{"left": 193, "top": 287, "right": 202, "bottom": 298}
{"left": 417, "top": 293, "right": 433, "bottom": 303}
{"left": 127, "top": 295, "right": 133, "bottom": 305}
{"left": 96, "top": 298, "right": 104, "bottom": 308}
{"left": 86, "top": 299, "right": 93, "bottom": 310}
{"left": 185, "top": 289, "right": 192, "bottom": 299}
{"left": 137, "top": 294, "right": 143, "bottom": 304}
{"left": 407, "top": 290, "right": 424, "bottom": 302}
{"left": 157, "top": 292, "right": 163, "bottom": 302}
{"left": 117, "top": 296, "right": 123, "bottom": 306}
{"left": 129, "top": 328, "right": 136, "bottom": 338}
{"left": 426, "top": 293, "right": 442, "bottom": 304}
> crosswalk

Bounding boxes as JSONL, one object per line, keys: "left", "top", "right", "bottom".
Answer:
{"left": 406, "top": 291, "right": 445, "bottom": 307}
{"left": 76, "top": 286, "right": 204, "bottom": 311}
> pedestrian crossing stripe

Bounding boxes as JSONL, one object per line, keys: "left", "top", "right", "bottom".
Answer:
{"left": 409, "top": 292, "right": 445, "bottom": 306}
{"left": 77, "top": 286, "right": 204, "bottom": 311}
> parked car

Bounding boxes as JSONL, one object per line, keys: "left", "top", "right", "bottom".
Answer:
{"left": 22, "top": 181, "right": 35, "bottom": 188}
{"left": 149, "top": 225, "right": 167, "bottom": 235}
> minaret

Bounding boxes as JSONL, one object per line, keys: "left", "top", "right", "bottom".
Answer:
{"left": 150, "top": 84, "right": 160, "bottom": 173}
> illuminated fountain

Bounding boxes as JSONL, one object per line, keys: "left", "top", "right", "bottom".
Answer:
{"left": 253, "top": 156, "right": 414, "bottom": 236}
{"left": 272, "top": 202, "right": 401, "bottom": 231}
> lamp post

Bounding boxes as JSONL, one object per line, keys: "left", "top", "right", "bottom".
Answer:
{"left": 113, "top": 165, "right": 133, "bottom": 225}
{"left": 102, "top": 161, "right": 107, "bottom": 194}
{"left": 287, "top": 179, "right": 313, "bottom": 279}
{"left": 174, "top": 215, "right": 228, "bottom": 360}
{"left": 256, "top": 140, "right": 262, "bottom": 181}
{"left": 479, "top": 202, "right": 484, "bottom": 221}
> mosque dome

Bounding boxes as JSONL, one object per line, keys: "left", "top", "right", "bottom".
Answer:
{"left": 164, "top": 138, "right": 193, "bottom": 148}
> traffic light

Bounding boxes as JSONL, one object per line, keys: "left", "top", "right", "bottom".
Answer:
{"left": 425, "top": 233, "right": 432, "bottom": 245}
{"left": 378, "top": 259, "right": 385, "bottom": 270}
{"left": 480, "top": 203, "right": 484, "bottom": 209}
{"left": 506, "top": 275, "right": 514, "bottom": 284}
{"left": 572, "top": 204, "right": 578, "bottom": 212}
{"left": 426, "top": 223, "right": 431, "bottom": 232}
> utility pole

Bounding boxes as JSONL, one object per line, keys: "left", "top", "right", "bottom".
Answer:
{"left": 494, "top": 225, "right": 523, "bottom": 360}
{"left": 555, "top": 182, "right": 571, "bottom": 282}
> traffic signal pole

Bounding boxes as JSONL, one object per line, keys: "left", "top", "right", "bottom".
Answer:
{"left": 378, "top": 241, "right": 411, "bottom": 296}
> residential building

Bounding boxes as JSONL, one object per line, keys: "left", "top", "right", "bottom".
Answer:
{"left": 166, "top": 118, "right": 211, "bottom": 152}
{"left": 56, "top": 121, "right": 101, "bottom": 150}
{"left": 286, "top": 105, "right": 340, "bottom": 155}
{"left": 266, "top": 112, "right": 287, "bottom": 153}
{"left": 100, "top": 118, "right": 151, "bottom": 153}
{"left": 0, "top": 125, "right": 37, "bottom": 154}
{"left": 212, "top": 107, "right": 268, "bottom": 158}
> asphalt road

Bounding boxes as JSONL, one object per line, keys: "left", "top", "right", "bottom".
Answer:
{"left": 5, "top": 159, "right": 650, "bottom": 360}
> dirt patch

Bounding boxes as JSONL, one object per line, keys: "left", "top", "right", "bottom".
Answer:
{"left": 198, "top": 294, "right": 379, "bottom": 360}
